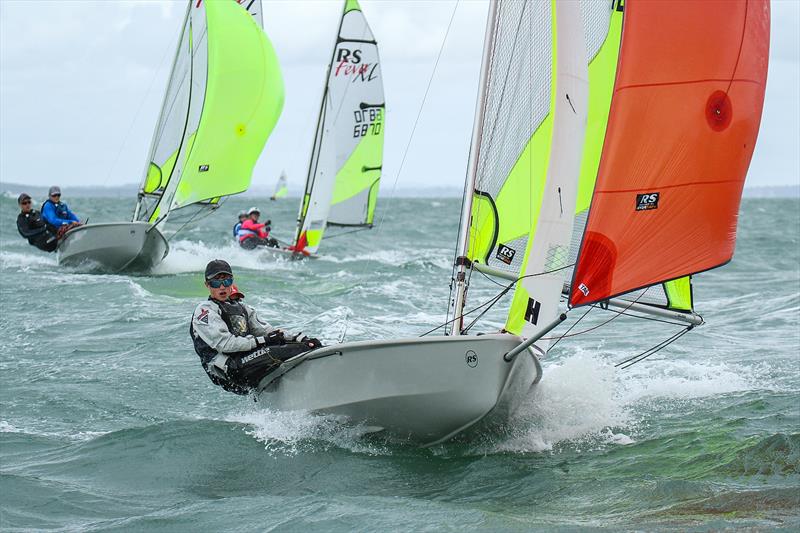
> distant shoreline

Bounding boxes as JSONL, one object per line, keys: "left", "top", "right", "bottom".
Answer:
{"left": 1, "top": 181, "right": 798, "bottom": 199}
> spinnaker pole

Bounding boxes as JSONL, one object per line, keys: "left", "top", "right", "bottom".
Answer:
{"left": 451, "top": 0, "right": 498, "bottom": 336}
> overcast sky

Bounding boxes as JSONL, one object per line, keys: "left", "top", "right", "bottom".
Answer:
{"left": 1, "top": 0, "right": 798, "bottom": 194}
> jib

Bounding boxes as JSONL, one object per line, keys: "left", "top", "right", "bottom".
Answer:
{"left": 336, "top": 48, "right": 362, "bottom": 64}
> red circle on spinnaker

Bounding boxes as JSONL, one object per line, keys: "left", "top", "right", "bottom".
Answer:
{"left": 706, "top": 90, "right": 733, "bottom": 132}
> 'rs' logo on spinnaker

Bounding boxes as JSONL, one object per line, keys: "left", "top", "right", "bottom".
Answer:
{"left": 636, "top": 192, "right": 660, "bottom": 211}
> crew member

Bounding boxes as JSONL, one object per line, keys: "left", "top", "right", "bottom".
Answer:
{"left": 41, "top": 186, "right": 81, "bottom": 238}
{"left": 16, "top": 193, "right": 58, "bottom": 252}
{"left": 232, "top": 211, "right": 248, "bottom": 239}
{"left": 190, "top": 259, "right": 322, "bottom": 395}
{"left": 238, "top": 207, "right": 278, "bottom": 249}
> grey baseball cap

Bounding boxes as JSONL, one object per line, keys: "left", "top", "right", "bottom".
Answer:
{"left": 205, "top": 259, "right": 233, "bottom": 280}
{"left": 48, "top": 185, "right": 61, "bottom": 196}
{"left": 17, "top": 193, "right": 31, "bottom": 204}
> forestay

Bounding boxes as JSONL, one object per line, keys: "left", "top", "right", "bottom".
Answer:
{"left": 568, "top": 0, "right": 770, "bottom": 309}
{"left": 293, "top": 0, "right": 385, "bottom": 253}
{"left": 134, "top": 0, "right": 284, "bottom": 226}
{"left": 452, "top": 0, "right": 588, "bottom": 345}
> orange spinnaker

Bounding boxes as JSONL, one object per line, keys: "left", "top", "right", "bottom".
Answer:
{"left": 570, "top": 0, "right": 769, "bottom": 308}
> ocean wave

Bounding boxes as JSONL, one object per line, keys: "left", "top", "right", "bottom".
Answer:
{"left": 153, "top": 239, "right": 303, "bottom": 276}
{"left": 0, "top": 250, "right": 58, "bottom": 271}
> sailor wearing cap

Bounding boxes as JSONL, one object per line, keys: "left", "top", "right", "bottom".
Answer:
{"left": 16, "top": 193, "right": 58, "bottom": 252}
{"left": 41, "top": 185, "right": 81, "bottom": 237}
{"left": 190, "top": 259, "right": 322, "bottom": 394}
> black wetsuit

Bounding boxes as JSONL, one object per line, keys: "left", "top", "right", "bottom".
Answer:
{"left": 16, "top": 210, "right": 58, "bottom": 252}
{"left": 190, "top": 298, "right": 312, "bottom": 395}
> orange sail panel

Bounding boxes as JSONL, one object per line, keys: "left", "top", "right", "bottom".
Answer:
{"left": 569, "top": 0, "right": 769, "bottom": 308}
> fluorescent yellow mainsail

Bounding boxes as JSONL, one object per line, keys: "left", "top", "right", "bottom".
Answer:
{"left": 134, "top": 0, "right": 284, "bottom": 225}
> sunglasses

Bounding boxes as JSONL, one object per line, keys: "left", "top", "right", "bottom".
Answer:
{"left": 50, "top": 194, "right": 61, "bottom": 198}
{"left": 208, "top": 277, "right": 234, "bottom": 288}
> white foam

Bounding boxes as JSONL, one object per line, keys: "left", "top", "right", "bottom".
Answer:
{"left": 491, "top": 347, "right": 763, "bottom": 454}
{"left": 152, "top": 239, "right": 301, "bottom": 276}
{"left": 0, "top": 420, "right": 107, "bottom": 442}
{"left": 228, "top": 407, "right": 389, "bottom": 456}
{"left": 493, "top": 354, "right": 635, "bottom": 453}
{"left": 0, "top": 250, "right": 58, "bottom": 270}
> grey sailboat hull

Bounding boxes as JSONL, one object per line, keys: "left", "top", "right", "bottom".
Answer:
{"left": 257, "top": 334, "right": 542, "bottom": 446}
{"left": 57, "top": 222, "right": 169, "bottom": 273}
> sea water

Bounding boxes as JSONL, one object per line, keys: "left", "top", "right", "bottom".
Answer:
{"left": 1, "top": 195, "right": 798, "bottom": 531}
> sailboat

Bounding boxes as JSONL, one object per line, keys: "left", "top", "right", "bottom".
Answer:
{"left": 256, "top": 0, "right": 769, "bottom": 446}
{"left": 286, "top": 0, "right": 385, "bottom": 256}
{"left": 270, "top": 170, "right": 289, "bottom": 200}
{"left": 58, "top": 0, "right": 284, "bottom": 272}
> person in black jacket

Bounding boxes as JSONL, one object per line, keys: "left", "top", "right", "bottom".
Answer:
{"left": 16, "top": 193, "right": 57, "bottom": 252}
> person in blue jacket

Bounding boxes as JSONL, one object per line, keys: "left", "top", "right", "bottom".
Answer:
{"left": 41, "top": 185, "right": 81, "bottom": 238}
{"left": 232, "top": 211, "right": 247, "bottom": 239}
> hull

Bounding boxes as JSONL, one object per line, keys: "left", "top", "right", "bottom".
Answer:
{"left": 58, "top": 222, "right": 169, "bottom": 273}
{"left": 257, "top": 334, "right": 542, "bottom": 446}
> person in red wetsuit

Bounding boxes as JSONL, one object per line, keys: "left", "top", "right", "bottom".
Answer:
{"left": 239, "top": 207, "right": 279, "bottom": 250}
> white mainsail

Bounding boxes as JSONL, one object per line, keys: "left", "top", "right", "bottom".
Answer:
{"left": 451, "top": 0, "right": 588, "bottom": 348}
{"left": 292, "top": 0, "right": 385, "bottom": 254}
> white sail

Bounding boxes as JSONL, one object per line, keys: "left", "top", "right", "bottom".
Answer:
{"left": 513, "top": 1, "right": 588, "bottom": 350}
{"left": 292, "top": 0, "right": 384, "bottom": 253}
{"left": 452, "top": 0, "right": 588, "bottom": 340}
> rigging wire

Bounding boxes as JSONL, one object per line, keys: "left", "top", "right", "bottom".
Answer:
{"left": 615, "top": 326, "right": 693, "bottom": 369}
{"left": 371, "top": 0, "right": 460, "bottom": 237}
{"left": 165, "top": 201, "right": 222, "bottom": 242}
{"left": 539, "top": 290, "right": 649, "bottom": 341}
{"left": 337, "top": 0, "right": 461, "bottom": 343}
{"left": 102, "top": 25, "right": 175, "bottom": 189}
{"left": 422, "top": 263, "right": 575, "bottom": 336}
{"left": 547, "top": 305, "right": 592, "bottom": 351}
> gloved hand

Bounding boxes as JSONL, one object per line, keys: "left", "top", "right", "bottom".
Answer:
{"left": 265, "top": 219, "right": 272, "bottom": 226}
{"left": 304, "top": 337, "right": 322, "bottom": 349}
{"left": 291, "top": 332, "right": 322, "bottom": 349}
{"left": 254, "top": 331, "right": 284, "bottom": 348}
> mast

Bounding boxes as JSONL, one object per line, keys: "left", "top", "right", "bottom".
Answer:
{"left": 450, "top": 0, "right": 498, "bottom": 336}
{"left": 293, "top": 0, "right": 349, "bottom": 248}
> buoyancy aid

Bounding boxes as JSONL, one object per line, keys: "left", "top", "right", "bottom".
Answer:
{"left": 190, "top": 298, "right": 251, "bottom": 362}
{"left": 190, "top": 299, "right": 308, "bottom": 394}
{"left": 42, "top": 199, "right": 71, "bottom": 218}
{"left": 41, "top": 199, "right": 72, "bottom": 232}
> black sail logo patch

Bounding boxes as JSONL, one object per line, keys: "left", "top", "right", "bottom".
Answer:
{"left": 636, "top": 192, "right": 659, "bottom": 211}
{"left": 496, "top": 244, "right": 516, "bottom": 265}
{"left": 525, "top": 298, "right": 541, "bottom": 325}
{"left": 199, "top": 164, "right": 210, "bottom": 172}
